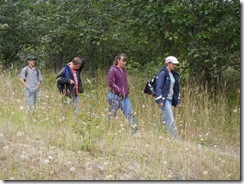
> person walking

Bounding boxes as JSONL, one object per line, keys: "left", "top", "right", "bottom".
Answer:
{"left": 18, "top": 56, "right": 43, "bottom": 110}
{"left": 154, "top": 56, "right": 181, "bottom": 139}
{"left": 56, "top": 57, "right": 86, "bottom": 114}
{"left": 107, "top": 53, "right": 138, "bottom": 134}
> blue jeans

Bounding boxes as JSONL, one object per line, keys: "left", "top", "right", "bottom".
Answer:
{"left": 156, "top": 99, "right": 178, "bottom": 139}
{"left": 25, "top": 88, "right": 39, "bottom": 110}
{"left": 108, "top": 91, "right": 137, "bottom": 128}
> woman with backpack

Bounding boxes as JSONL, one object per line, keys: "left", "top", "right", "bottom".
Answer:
{"left": 154, "top": 56, "right": 181, "bottom": 139}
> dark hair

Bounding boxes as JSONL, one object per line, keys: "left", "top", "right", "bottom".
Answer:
{"left": 113, "top": 56, "right": 119, "bottom": 65}
{"left": 72, "top": 57, "right": 82, "bottom": 65}
{"left": 113, "top": 53, "right": 127, "bottom": 66}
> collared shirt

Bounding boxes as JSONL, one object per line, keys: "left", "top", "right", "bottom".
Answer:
{"left": 18, "top": 66, "right": 42, "bottom": 91}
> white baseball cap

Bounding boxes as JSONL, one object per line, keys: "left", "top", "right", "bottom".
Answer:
{"left": 165, "top": 56, "right": 179, "bottom": 64}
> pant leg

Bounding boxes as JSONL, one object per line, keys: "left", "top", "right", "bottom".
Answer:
{"left": 25, "top": 88, "right": 35, "bottom": 110}
{"left": 72, "top": 95, "right": 80, "bottom": 114}
{"left": 121, "top": 96, "right": 137, "bottom": 129}
{"left": 162, "top": 99, "right": 178, "bottom": 139}
{"left": 33, "top": 89, "right": 39, "bottom": 108}
{"left": 107, "top": 91, "right": 121, "bottom": 124}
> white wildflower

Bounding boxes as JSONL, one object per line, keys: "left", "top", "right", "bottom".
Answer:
{"left": 3, "top": 145, "right": 9, "bottom": 150}
{"left": 105, "top": 175, "right": 113, "bottom": 180}
{"left": 221, "top": 160, "right": 226, "bottom": 164}
{"left": 233, "top": 109, "right": 238, "bottom": 113}
{"left": 163, "top": 161, "right": 167, "bottom": 165}
{"left": 48, "top": 156, "right": 53, "bottom": 160}
{"left": 185, "top": 147, "right": 189, "bottom": 151}
{"left": 44, "top": 159, "right": 50, "bottom": 164}
{"left": 142, "top": 105, "right": 145, "bottom": 108}
{"left": 145, "top": 144, "right": 149, "bottom": 147}
{"left": 49, "top": 170, "right": 54, "bottom": 175}
{"left": 66, "top": 161, "right": 72, "bottom": 165}
{"left": 203, "top": 171, "right": 208, "bottom": 175}
{"left": 70, "top": 167, "right": 76, "bottom": 172}
{"left": 213, "top": 145, "right": 217, "bottom": 148}
{"left": 17, "top": 132, "right": 24, "bottom": 137}
{"left": 20, "top": 106, "right": 24, "bottom": 110}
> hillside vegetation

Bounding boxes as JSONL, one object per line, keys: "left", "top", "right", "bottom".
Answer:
{"left": 0, "top": 71, "right": 240, "bottom": 180}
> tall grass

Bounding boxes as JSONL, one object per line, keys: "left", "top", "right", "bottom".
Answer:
{"left": 0, "top": 70, "right": 240, "bottom": 180}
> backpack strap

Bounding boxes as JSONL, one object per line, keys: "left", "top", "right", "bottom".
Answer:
{"left": 25, "top": 66, "right": 39, "bottom": 78}
{"left": 65, "top": 65, "right": 69, "bottom": 78}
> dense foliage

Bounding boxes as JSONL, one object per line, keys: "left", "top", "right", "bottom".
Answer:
{"left": 0, "top": 0, "right": 240, "bottom": 89}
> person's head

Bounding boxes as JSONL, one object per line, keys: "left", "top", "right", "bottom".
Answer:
{"left": 26, "top": 56, "right": 37, "bottom": 67}
{"left": 165, "top": 56, "right": 179, "bottom": 70}
{"left": 114, "top": 53, "right": 127, "bottom": 68}
{"left": 71, "top": 57, "right": 82, "bottom": 69}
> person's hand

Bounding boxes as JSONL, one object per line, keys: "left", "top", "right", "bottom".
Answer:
{"left": 158, "top": 103, "right": 164, "bottom": 108}
{"left": 177, "top": 103, "right": 182, "bottom": 108}
{"left": 70, "top": 79, "right": 75, "bottom": 84}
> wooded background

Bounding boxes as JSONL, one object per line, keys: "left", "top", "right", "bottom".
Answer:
{"left": 0, "top": 0, "right": 240, "bottom": 91}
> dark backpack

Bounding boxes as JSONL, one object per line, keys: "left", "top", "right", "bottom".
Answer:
{"left": 57, "top": 65, "right": 70, "bottom": 94}
{"left": 144, "top": 69, "right": 165, "bottom": 97}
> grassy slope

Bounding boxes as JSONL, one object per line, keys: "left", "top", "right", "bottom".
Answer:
{"left": 0, "top": 71, "right": 240, "bottom": 180}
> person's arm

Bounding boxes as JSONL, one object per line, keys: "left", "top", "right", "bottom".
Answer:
{"left": 36, "top": 69, "right": 43, "bottom": 90}
{"left": 19, "top": 78, "right": 29, "bottom": 88}
{"left": 18, "top": 67, "right": 29, "bottom": 88}
{"left": 108, "top": 67, "right": 121, "bottom": 95}
{"left": 155, "top": 71, "right": 166, "bottom": 107}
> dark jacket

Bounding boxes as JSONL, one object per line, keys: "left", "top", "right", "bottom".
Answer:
{"left": 155, "top": 67, "right": 180, "bottom": 107}
{"left": 56, "top": 61, "right": 86, "bottom": 97}
{"left": 108, "top": 65, "right": 129, "bottom": 98}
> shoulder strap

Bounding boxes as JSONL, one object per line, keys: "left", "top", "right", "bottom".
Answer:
{"left": 25, "top": 66, "right": 39, "bottom": 78}
{"left": 24, "top": 66, "right": 28, "bottom": 78}
{"left": 65, "top": 65, "right": 69, "bottom": 78}
{"left": 36, "top": 67, "right": 39, "bottom": 77}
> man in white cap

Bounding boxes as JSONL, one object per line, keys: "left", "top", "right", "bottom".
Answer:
{"left": 154, "top": 56, "right": 181, "bottom": 139}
